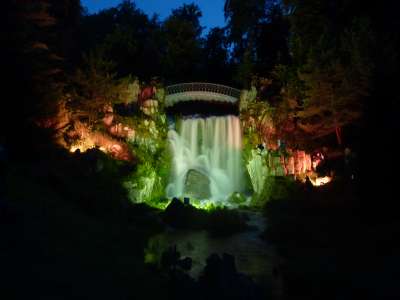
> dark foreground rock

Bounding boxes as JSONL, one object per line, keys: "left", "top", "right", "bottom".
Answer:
{"left": 166, "top": 252, "right": 264, "bottom": 300}
{"left": 162, "top": 198, "right": 248, "bottom": 235}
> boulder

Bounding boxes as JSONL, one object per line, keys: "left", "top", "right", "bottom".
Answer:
{"left": 184, "top": 169, "right": 211, "bottom": 199}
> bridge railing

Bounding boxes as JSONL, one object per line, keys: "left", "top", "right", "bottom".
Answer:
{"left": 166, "top": 83, "right": 241, "bottom": 99}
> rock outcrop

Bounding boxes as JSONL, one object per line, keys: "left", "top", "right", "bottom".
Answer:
{"left": 183, "top": 169, "right": 211, "bottom": 199}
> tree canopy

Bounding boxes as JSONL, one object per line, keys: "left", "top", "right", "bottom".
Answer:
{"left": 2, "top": 0, "right": 399, "bottom": 151}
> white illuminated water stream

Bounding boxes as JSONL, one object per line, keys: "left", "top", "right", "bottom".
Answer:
{"left": 166, "top": 115, "right": 244, "bottom": 202}
{"left": 154, "top": 114, "right": 277, "bottom": 290}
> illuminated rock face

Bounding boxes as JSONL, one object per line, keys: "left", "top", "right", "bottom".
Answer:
{"left": 166, "top": 115, "right": 244, "bottom": 201}
{"left": 246, "top": 149, "right": 268, "bottom": 195}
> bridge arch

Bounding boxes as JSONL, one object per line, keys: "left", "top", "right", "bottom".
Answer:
{"left": 165, "top": 82, "right": 241, "bottom": 107}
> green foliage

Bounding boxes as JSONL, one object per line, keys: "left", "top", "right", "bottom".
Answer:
{"left": 124, "top": 109, "right": 170, "bottom": 207}
{"left": 234, "top": 0, "right": 377, "bottom": 145}
{"left": 224, "top": 0, "right": 267, "bottom": 49}
{"left": 154, "top": 87, "right": 165, "bottom": 103}
{"left": 224, "top": 0, "right": 290, "bottom": 86}
{"left": 234, "top": 49, "right": 254, "bottom": 87}
{"left": 68, "top": 51, "right": 138, "bottom": 126}
{"left": 162, "top": 3, "right": 204, "bottom": 82}
{"left": 279, "top": 1, "right": 376, "bottom": 141}
{"left": 203, "top": 27, "right": 231, "bottom": 84}
{"left": 240, "top": 87, "right": 275, "bottom": 145}
{"left": 241, "top": 91, "right": 276, "bottom": 196}
{"left": 80, "top": 0, "right": 161, "bottom": 78}
{"left": 272, "top": 64, "right": 306, "bottom": 102}
{"left": 253, "top": 176, "right": 300, "bottom": 206}
{"left": 118, "top": 78, "right": 140, "bottom": 105}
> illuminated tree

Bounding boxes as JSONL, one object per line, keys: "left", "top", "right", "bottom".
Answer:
{"left": 68, "top": 52, "right": 136, "bottom": 127}
{"left": 278, "top": 1, "right": 375, "bottom": 145}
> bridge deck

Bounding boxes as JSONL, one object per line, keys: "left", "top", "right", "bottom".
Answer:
{"left": 165, "top": 83, "right": 241, "bottom": 107}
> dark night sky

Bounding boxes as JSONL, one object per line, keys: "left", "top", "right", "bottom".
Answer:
{"left": 81, "top": 0, "right": 226, "bottom": 32}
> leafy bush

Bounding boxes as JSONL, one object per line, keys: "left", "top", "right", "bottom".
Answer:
{"left": 123, "top": 105, "right": 171, "bottom": 207}
{"left": 253, "top": 176, "right": 302, "bottom": 206}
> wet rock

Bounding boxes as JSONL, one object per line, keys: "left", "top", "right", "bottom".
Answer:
{"left": 184, "top": 169, "right": 211, "bottom": 199}
{"left": 163, "top": 198, "right": 207, "bottom": 229}
{"left": 199, "top": 253, "right": 262, "bottom": 300}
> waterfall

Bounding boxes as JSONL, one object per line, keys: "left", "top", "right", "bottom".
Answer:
{"left": 166, "top": 115, "right": 244, "bottom": 202}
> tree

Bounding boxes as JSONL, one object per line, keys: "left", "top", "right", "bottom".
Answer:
{"left": 224, "top": 0, "right": 290, "bottom": 87}
{"left": 224, "top": 0, "right": 267, "bottom": 86}
{"left": 68, "top": 51, "right": 135, "bottom": 127}
{"left": 1, "top": 0, "right": 81, "bottom": 149}
{"left": 162, "top": 3, "right": 204, "bottom": 83}
{"left": 224, "top": 0, "right": 267, "bottom": 54}
{"left": 254, "top": 3, "right": 290, "bottom": 75}
{"left": 278, "top": 0, "right": 375, "bottom": 145}
{"left": 79, "top": 0, "right": 162, "bottom": 80}
{"left": 202, "top": 27, "right": 232, "bottom": 84}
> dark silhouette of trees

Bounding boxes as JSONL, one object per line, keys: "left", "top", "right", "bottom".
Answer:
{"left": 67, "top": 51, "right": 135, "bottom": 127}
{"left": 254, "top": 4, "right": 290, "bottom": 76}
{"left": 161, "top": 3, "right": 204, "bottom": 83}
{"left": 202, "top": 27, "right": 232, "bottom": 85}
{"left": 224, "top": 0, "right": 290, "bottom": 87}
{"left": 1, "top": 0, "right": 81, "bottom": 151}
{"left": 78, "top": 1, "right": 208, "bottom": 84}
{"left": 3, "top": 0, "right": 398, "bottom": 163}
{"left": 277, "top": 0, "right": 375, "bottom": 145}
{"left": 79, "top": 0, "right": 162, "bottom": 79}
{"left": 74, "top": 1, "right": 291, "bottom": 87}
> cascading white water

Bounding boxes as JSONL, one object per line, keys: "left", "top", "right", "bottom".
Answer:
{"left": 166, "top": 115, "right": 244, "bottom": 202}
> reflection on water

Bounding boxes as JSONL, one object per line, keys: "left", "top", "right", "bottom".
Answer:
{"left": 146, "top": 211, "right": 276, "bottom": 283}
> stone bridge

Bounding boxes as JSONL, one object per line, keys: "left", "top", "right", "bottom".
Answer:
{"left": 165, "top": 82, "right": 241, "bottom": 107}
